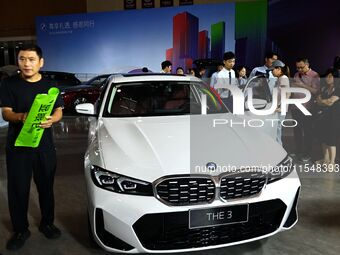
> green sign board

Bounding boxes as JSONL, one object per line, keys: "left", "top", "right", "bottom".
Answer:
{"left": 15, "top": 87, "right": 59, "bottom": 148}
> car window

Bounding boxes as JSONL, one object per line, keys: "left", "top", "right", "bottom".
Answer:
{"left": 41, "top": 72, "right": 81, "bottom": 87}
{"left": 192, "top": 84, "right": 227, "bottom": 114}
{"left": 243, "top": 76, "right": 272, "bottom": 103}
{"left": 103, "top": 81, "right": 228, "bottom": 117}
{"left": 89, "top": 76, "right": 108, "bottom": 87}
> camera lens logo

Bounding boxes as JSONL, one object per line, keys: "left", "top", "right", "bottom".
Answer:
{"left": 206, "top": 162, "right": 217, "bottom": 171}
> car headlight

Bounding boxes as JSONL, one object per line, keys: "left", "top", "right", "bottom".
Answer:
{"left": 90, "top": 165, "right": 153, "bottom": 196}
{"left": 267, "top": 155, "right": 294, "bottom": 184}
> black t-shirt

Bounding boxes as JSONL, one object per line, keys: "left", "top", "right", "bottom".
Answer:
{"left": 0, "top": 74, "right": 63, "bottom": 152}
{"left": 320, "top": 86, "right": 340, "bottom": 119}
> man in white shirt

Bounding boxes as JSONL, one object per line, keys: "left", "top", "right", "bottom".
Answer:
{"left": 160, "top": 60, "right": 172, "bottom": 73}
{"left": 210, "top": 62, "right": 224, "bottom": 88}
{"left": 213, "top": 51, "right": 239, "bottom": 112}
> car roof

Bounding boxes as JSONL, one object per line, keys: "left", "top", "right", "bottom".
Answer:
{"left": 108, "top": 73, "right": 202, "bottom": 84}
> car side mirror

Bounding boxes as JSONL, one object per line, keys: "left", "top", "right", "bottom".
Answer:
{"left": 245, "top": 98, "right": 267, "bottom": 111}
{"left": 76, "top": 103, "right": 97, "bottom": 116}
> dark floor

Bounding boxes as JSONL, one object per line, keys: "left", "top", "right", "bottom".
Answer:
{"left": 0, "top": 116, "right": 340, "bottom": 255}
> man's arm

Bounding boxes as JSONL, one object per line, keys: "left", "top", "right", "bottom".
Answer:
{"left": 1, "top": 107, "right": 27, "bottom": 123}
{"left": 39, "top": 107, "right": 63, "bottom": 129}
{"left": 293, "top": 81, "right": 319, "bottom": 95}
{"left": 210, "top": 73, "right": 216, "bottom": 88}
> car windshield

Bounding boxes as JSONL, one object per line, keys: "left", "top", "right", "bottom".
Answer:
{"left": 103, "top": 81, "right": 228, "bottom": 117}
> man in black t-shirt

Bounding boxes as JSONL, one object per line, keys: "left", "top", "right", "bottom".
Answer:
{"left": 0, "top": 44, "right": 63, "bottom": 251}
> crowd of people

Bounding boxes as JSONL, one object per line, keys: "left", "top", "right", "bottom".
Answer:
{"left": 161, "top": 53, "right": 340, "bottom": 168}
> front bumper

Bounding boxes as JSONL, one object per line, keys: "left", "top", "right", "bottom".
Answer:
{"left": 86, "top": 171, "right": 300, "bottom": 253}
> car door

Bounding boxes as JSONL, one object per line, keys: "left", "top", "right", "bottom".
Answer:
{"left": 240, "top": 75, "right": 279, "bottom": 140}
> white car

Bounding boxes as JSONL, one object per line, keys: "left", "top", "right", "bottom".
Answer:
{"left": 76, "top": 74, "right": 300, "bottom": 253}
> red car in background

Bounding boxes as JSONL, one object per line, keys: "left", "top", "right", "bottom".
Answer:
{"left": 61, "top": 74, "right": 110, "bottom": 113}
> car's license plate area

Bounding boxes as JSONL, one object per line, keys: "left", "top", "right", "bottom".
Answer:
{"left": 189, "top": 204, "right": 249, "bottom": 229}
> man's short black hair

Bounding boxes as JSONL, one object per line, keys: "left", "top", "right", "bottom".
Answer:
{"left": 265, "top": 51, "right": 278, "bottom": 59}
{"left": 161, "top": 60, "right": 172, "bottom": 70}
{"left": 19, "top": 44, "right": 43, "bottom": 59}
{"left": 223, "top": 51, "right": 235, "bottom": 61}
{"left": 296, "top": 58, "right": 309, "bottom": 64}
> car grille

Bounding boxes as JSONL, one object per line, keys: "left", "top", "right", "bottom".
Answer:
{"left": 133, "top": 199, "right": 286, "bottom": 250}
{"left": 155, "top": 177, "right": 215, "bottom": 206}
{"left": 220, "top": 171, "right": 267, "bottom": 200}
{"left": 155, "top": 172, "right": 267, "bottom": 205}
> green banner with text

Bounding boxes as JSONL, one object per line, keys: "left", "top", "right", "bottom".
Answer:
{"left": 15, "top": 87, "right": 59, "bottom": 148}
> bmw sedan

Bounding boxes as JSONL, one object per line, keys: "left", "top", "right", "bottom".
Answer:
{"left": 76, "top": 73, "right": 300, "bottom": 253}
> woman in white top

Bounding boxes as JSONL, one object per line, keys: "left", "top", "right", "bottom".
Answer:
{"left": 271, "top": 60, "right": 291, "bottom": 145}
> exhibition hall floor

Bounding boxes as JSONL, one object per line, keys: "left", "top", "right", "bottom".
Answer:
{"left": 0, "top": 116, "right": 339, "bottom": 255}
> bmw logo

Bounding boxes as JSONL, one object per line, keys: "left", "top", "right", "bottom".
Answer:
{"left": 40, "top": 23, "right": 47, "bottom": 31}
{"left": 206, "top": 162, "right": 217, "bottom": 171}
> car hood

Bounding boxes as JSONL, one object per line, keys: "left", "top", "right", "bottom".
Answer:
{"left": 97, "top": 114, "right": 286, "bottom": 182}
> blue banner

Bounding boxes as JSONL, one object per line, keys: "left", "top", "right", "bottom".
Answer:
{"left": 36, "top": 3, "right": 235, "bottom": 74}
